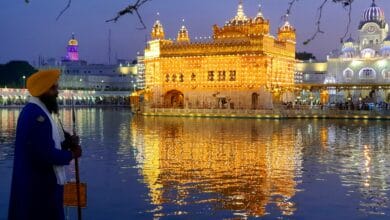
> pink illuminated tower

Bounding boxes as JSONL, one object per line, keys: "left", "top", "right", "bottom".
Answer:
{"left": 66, "top": 33, "right": 79, "bottom": 61}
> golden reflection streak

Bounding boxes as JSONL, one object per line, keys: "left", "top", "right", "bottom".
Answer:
{"left": 131, "top": 116, "right": 302, "bottom": 217}
{"left": 363, "top": 145, "right": 371, "bottom": 188}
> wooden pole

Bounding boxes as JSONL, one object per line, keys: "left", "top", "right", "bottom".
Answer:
{"left": 72, "top": 97, "right": 82, "bottom": 220}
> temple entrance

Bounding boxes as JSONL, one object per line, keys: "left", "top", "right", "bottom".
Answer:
{"left": 217, "top": 97, "right": 228, "bottom": 109}
{"left": 251, "top": 93, "right": 259, "bottom": 109}
{"left": 164, "top": 90, "right": 184, "bottom": 108}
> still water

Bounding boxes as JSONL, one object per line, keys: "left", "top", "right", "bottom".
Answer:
{"left": 1, "top": 108, "right": 390, "bottom": 219}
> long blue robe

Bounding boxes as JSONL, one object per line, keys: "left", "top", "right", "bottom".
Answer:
{"left": 8, "top": 103, "right": 73, "bottom": 220}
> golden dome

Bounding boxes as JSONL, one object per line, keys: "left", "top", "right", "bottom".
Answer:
{"left": 177, "top": 25, "right": 190, "bottom": 43}
{"left": 279, "top": 21, "right": 295, "bottom": 32}
{"left": 68, "top": 34, "right": 78, "bottom": 46}
{"left": 68, "top": 39, "right": 78, "bottom": 46}
{"left": 227, "top": 0, "right": 249, "bottom": 26}
{"left": 151, "top": 20, "right": 165, "bottom": 40}
{"left": 253, "top": 4, "right": 265, "bottom": 23}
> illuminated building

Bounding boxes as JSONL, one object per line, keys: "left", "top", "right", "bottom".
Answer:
{"left": 66, "top": 33, "right": 79, "bottom": 61}
{"left": 59, "top": 62, "right": 137, "bottom": 91}
{"left": 39, "top": 34, "right": 138, "bottom": 91}
{"left": 143, "top": 1, "right": 296, "bottom": 110}
{"left": 326, "top": 0, "right": 390, "bottom": 104}
{"left": 297, "top": 1, "right": 390, "bottom": 105}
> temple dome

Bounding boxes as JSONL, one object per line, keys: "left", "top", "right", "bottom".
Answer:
{"left": 227, "top": 1, "right": 249, "bottom": 25}
{"left": 253, "top": 4, "right": 265, "bottom": 23}
{"left": 151, "top": 19, "right": 165, "bottom": 40}
{"left": 177, "top": 25, "right": 190, "bottom": 43}
{"left": 345, "top": 36, "right": 355, "bottom": 43}
{"left": 362, "top": 1, "right": 385, "bottom": 23}
{"left": 341, "top": 36, "right": 355, "bottom": 57}
{"left": 68, "top": 34, "right": 78, "bottom": 46}
{"left": 279, "top": 21, "right": 294, "bottom": 32}
{"left": 153, "top": 20, "right": 163, "bottom": 30}
{"left": 278, "top": 19, "right": 296, "bottom": 42}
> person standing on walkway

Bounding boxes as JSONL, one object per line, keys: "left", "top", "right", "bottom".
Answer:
{"left": 8, "top": 69, "right": 82, "bottom": 220}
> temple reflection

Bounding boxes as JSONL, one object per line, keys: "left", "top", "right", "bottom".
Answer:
{"left": 131, "top": 116, "right": 303, "bottom": 217}
{"left": 2, "top": 108, "right": 390, "bottom": 218}
{"left": 0, "top": 109, "right": 19, "bottom": 162}
{"left": 319, "top": 121, "right": 390, "bottom": 215}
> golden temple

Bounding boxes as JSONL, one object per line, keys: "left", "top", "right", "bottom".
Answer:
{"left": 143, "top": 2, "right": 296, "bottom": 111}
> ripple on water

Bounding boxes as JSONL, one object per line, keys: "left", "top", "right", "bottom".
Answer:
{"left": 2, "top": 109, "right": 390, "bottom": 219}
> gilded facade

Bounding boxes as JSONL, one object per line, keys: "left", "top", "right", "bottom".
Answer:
{"left": 143, "top": 2, "right": 296, "bottom": 110}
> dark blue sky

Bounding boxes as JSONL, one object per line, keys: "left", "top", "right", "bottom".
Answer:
{"left": 0, "top": 0, "right": 388, "bottom": 64}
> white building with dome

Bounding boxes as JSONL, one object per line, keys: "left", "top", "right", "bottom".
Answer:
{"left": 315, "top": 0, "right": 390, "bottom": 105}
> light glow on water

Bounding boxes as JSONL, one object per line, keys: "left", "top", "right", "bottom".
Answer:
{"left": 1, "top": 108, "right": 390, "bottom": 219}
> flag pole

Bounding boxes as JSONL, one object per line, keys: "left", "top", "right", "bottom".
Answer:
{"left": 72, "top": 96, "right": 82, "bottom": 220}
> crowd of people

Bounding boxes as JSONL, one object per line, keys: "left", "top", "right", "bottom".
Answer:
{"left": 282, "top": 100, "right": 390, "bottom": 111}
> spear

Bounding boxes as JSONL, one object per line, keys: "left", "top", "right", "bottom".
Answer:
{"left": 72, "top": 96, "right": 82, "bottom": 220}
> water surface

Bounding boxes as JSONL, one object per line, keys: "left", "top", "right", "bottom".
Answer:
{"left": 1, "top": 108, "right": 390, "bottom": 219}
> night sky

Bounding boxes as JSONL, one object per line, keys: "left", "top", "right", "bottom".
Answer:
{"left": 0, "top": 0, "right": 388, "bottom": 64}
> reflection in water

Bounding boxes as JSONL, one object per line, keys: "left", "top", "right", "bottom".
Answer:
{"left": 0, "top": 109, "right": 19, "bottom": 162}
{"left": 2, "top": 108, "right": 390, "bottom": 219}
{"left": 130, "top": 117, "right": 303, "bottom": 218}
{"left": 319, "top": 121, "right": 390, "bottom": 215}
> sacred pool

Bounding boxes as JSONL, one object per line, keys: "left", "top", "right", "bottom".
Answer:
{"left": 1, "top": 108, "right": 390, "bottom": 219}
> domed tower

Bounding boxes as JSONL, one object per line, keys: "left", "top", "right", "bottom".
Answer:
{"left": 253, "top": 4, "right": 265, "bottom": 24}
{"left": 248, "top": 3, "right": 270, "bottom": 35}
{"left": 341, "top": 36, "right": 357, "bottom": 58}
{"left": 227, "top": 0, "right": 249, "bottom": 26}
{"left": 151, "top": 18, "right": 165, "bottom": 40}
{"left": 358, "top": 0, "right": 388, "bottom": 51}
{"left": 277, "top": 17, "right": 296, "bottom": 42}
{"left": 66, "top": 33, "right": 79, "bottom": 61}
{"left": 177, "top": 22, "right": 190, "bottom": 44}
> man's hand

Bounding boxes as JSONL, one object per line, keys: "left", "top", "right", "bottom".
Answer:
{"left": 69, "top": 134, "right": 80, "bottom": 148}
{"left": 71, "top": 145, "right": 82, "bottom": 159}
{"left": 62, "top": 131, "right": 80, "bottom": 150}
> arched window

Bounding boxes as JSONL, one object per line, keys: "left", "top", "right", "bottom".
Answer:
{"left": 343, "top": 68, "right": 354, "bottom": 79}
{"left": 382, "top": 69, "right": 390, "bottom": 79}
{"left": 359, "top": 68, "right": 376, "bottom": 79}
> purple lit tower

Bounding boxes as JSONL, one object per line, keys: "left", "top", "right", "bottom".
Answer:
{"left": 66, "top": 33, "right": 79, "bottom": 61}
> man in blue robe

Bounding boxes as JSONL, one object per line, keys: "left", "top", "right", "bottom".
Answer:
{"left": 8, "top": 69, "right": 82, "bottom": 220}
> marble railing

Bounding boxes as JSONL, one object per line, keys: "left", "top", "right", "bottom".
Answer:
{"left": 143, "top": 107, "right": 390, "bottom": 118}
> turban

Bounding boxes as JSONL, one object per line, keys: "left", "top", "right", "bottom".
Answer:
{"left": 27, "top": 69, "right": 60, "bottom": 97}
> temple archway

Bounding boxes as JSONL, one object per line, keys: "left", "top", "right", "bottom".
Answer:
{"left": 164, "top": 90, "right": 184, "bottom": 108}
{"left": 251, "top": 93, "right": 259, "bottom": 109}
